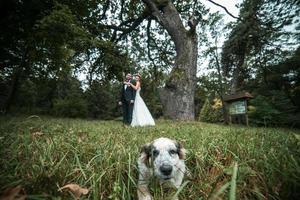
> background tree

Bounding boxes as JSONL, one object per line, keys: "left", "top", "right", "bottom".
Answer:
{"left": 221, "top": 0, "right": 299, "bottom": 93}
{"left": 201, "top": 12, "right": 230, "bottom": 123}
{"left": 0, "top": 0, "right": 130, "bottom": 116}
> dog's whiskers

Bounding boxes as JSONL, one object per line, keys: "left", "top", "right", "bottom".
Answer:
{"left": 174, "top": 164, "right": 185, "bottom": 174}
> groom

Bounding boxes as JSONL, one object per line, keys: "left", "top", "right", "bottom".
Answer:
{"left": 119, "top": 73, "right": 136, "bottom": 125}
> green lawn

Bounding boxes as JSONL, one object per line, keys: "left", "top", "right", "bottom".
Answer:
{"left": 0, "top": 116, "right": 299, "bottom": 199}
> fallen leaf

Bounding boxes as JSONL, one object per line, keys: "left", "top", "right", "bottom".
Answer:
{"left": 0, "top": 185, "right": 26, "bottom": 200}
{"left": 77, "top": 132, "right": 88, "bottom": 143}
{"left": 31, "top": 131, "right": 44, "bottom": 137}
{"left": 59, "top": 183, "right": 89, "bottom": 199}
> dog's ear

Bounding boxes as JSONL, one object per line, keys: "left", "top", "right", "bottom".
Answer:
{"left": 175, "top": 141, "right": 186, "bottom": 160}
{"left": 139, "top": 143, "right": 152, "bottom": 167}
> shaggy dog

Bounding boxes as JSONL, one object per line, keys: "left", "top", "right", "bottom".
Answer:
{"left": 137, "top": 137, "right": 186, "bottom": 200}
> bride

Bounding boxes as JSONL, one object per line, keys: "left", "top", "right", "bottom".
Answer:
{"left": 125, "top": 74, "right": 155, "bottom": 127}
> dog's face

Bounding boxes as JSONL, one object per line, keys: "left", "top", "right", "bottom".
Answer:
{"left": 141, "top": 137, "right": 186, "bottom": 181}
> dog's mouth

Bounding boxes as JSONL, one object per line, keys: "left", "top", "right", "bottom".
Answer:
{"left": 160, "top": 175, "right": 172, "bottom": 180}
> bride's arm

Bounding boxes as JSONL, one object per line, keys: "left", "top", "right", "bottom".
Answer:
{"left": 129, "top": 81, "right": 140, "bottom": 90}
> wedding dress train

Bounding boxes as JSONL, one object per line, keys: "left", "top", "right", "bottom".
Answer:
{"left": 131, "top": 88, "right": 155, "bottom": 127}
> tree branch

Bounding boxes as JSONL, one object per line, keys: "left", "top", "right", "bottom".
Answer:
{"left": 142, "top": 0, "right": 166, "bottom": 26}
{"left": 100, "top": 0, "right": 110, "bottom": 20}
{"left": 188, "top": 16, "right": 199, "bottom": 32}
{"left": 206, "top": 0, "right": 240, "bottom": 20}
{"left": 116, "top": 13, "right": 149, "bottom": 41}
{"left": 119, "top": 0, "right": 125, "bottom": 21}
{"left": 102, "top": 10, "right": 149, "bottom": 41}
{"left": 146, "top": 19, "right": 155, "bottom": 63}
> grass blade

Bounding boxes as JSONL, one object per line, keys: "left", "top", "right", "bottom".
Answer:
{"left": 229, "top": 162, "right": 238, "bottom": 200}
{"left": 172, "top": 180, "right": 190, "bottom": 199}
{"left": 211, "top": 182, "right": 231, "bottom": 200}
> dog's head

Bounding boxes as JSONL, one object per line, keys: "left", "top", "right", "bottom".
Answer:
{"left": 140, "top": 137, "right": 186, "bottom": 181}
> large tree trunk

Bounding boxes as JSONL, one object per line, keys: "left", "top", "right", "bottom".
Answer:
{"left": 159, "top": 35, "right": 197, "bottom": 120}
{"left": 143, "top": 0, "right": 198, "bottom": 120}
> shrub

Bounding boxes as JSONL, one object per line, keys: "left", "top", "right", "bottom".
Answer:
{"left": 248, "top": 95, "right": 282, "bottom": 126}
{"left": 53, "top": 97, "right": 87, "bottom": 117}
{"left": 199, "top": 98, "right": 223, "bottom": 122}
{"left": 85, "top": 81, "right": 119, "bottom": 119}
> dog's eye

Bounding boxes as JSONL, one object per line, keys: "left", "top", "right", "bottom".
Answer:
{"left": 169, "top": 149, "right": 177, "bottom": 155}
{"left": 152, "top": 150, "right": 159, "bottom": 157}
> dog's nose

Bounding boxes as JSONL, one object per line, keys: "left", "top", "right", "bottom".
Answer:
{"left": 160, "top": 164, "right": 172, "bottom": 176}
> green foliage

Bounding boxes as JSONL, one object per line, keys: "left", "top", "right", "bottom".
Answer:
{"left": 199, "top": 98, "right": 223, "bottom": 123}
{"left": 37, "top": 3, "right": 89, "bottom": 47}
{"left": 221, "top": 0, "right": 299, "bottom": 92}
{"left": 265, "top": 47, "right": 300, "bottom": 109}
{"left": 52, "top": 98, "right": 87, "bottom": 118}
{"left": 14, "top": 79, "right": 38, "bottom": 112}
{"left": 249, "top": 47, "right": 300, "bottom": 127}
{"left": 52, "top": 76, "right": 87, "bottom": 118}
{"left": 0, "top": 116, "right": 299, "bottom": 199}
{"left": 10, "top": 77, "right": 54, "bottom": 114}
{"left": 85, "top": 81, "right": 120, "bottom": 119}
{"left": 93, "top": 40, "right": 131, "bottom": 81}
{"left": 248, "top": 95, "right": 282, "bottom": 126}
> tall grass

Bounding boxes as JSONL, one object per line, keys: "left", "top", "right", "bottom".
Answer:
{"left": 0, "top": 115, "right": 299, "bottom": 199}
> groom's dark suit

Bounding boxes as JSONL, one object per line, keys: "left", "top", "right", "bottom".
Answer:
{"left": 120, "top": 79, "right": 136, "bottom": 124}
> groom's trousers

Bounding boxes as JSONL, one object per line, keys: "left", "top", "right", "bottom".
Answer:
{"left": 122, "top": 100, "right": 134, "bottom": 124}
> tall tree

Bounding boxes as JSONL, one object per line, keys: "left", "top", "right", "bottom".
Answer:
{"left": 203, "top": 12, "right": 230, "bottom": 123}
{"left": 140, "top": 0, "right": 200, "bottom": 120}
{"left": 0, "top": 0, "right": 53, "bottom": 112}
{"left": 0, "top": 0, "right": 130, "bottom": 113}
{"left": 221, "top": 0, "right": 299, "bottom": 93}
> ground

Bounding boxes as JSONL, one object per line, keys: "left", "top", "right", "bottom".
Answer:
{"left": 0, "top": 115, "right": 299, "bottom": 199}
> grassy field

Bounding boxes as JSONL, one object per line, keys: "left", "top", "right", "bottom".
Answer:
{"left": 0, "top": 116, "right": 299, "bottom": 200}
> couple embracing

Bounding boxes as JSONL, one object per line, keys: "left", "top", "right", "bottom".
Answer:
{"left": 119, "top": 73, "right": 155, "bottom": 127}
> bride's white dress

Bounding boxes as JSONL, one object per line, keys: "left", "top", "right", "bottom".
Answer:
{"left": 131, "top": 88, "right": 155, "bottom": 127}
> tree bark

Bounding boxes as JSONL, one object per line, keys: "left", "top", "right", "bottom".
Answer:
{"left": 142, "top": 0, "right": 198, "bottom": 120}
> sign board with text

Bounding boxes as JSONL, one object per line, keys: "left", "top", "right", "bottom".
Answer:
{"left": 229, "top": 100, "right": 246, "bottom": 115}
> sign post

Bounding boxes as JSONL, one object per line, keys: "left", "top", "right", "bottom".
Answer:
{"left": 224, "top": 92, "right": 253, "bottom": 126}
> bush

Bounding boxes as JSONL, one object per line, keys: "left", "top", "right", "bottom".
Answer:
{"left": 85, "top": 81, "right": 120, "bottom": 119}
{"left": 248, "top": 95, "right": 282, "bottom": 126}
{"left": 53, "top": 97, "right": 87, "bottom": 117}
{"left": 52, "top": 75, "right": 87, "bottom": 118}
{"left": 199, "top": 98, "right": 223, "bottom": 122}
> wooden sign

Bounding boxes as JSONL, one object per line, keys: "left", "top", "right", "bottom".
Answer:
{"left": 229, "top": 100, "right": 246, "bottom": 115}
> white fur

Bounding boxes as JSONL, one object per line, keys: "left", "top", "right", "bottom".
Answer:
{"left": 137, "top": 138, "right": 186, "bottom": 200}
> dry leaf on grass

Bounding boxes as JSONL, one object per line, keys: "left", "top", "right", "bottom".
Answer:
{"left": 31, "top": 131, "right": 44, "bottom": 137}
{"left": 77, "top": 132, "right": 88, "bottom": 143}
{"left": 59, "top": 183, "right": 89, "bottom": 199}
{"left": 0, "top": 185, "right": 26, "bottom": 200}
